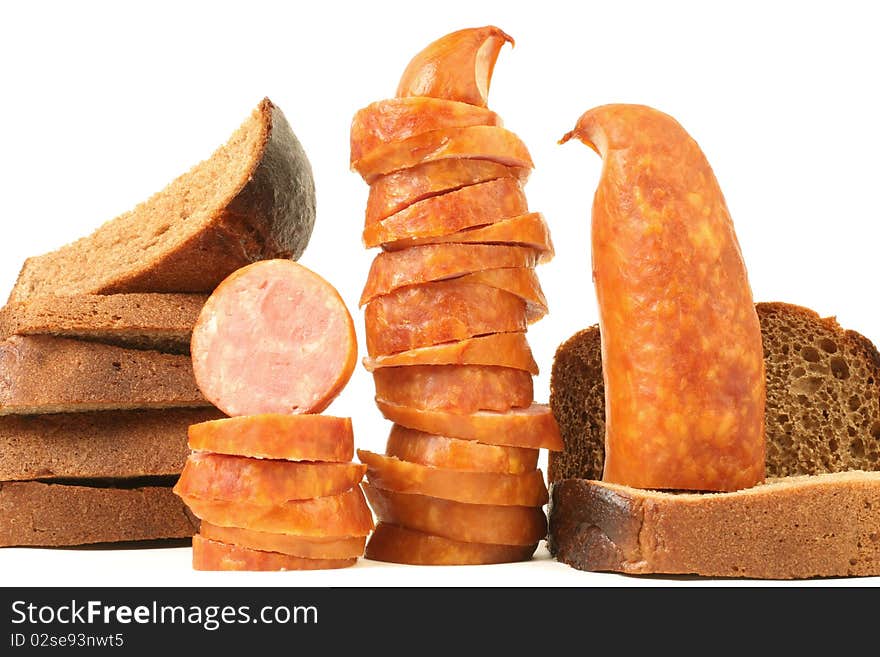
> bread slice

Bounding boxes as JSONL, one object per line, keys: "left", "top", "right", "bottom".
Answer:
{"left": 0, "top": 479, "right": 198, "bottom": 546}
{"left": 0, "top": 335, "right": 208, "bottom": 415}
{"left": 548, "top": 471, "right": 880, "bottom": 578}
{"left": 0, "top": 293, "right": 207, "bottom": 353}
{"left": 549, "top": 302, "right": 880, "bottom": 482}
{"left": 0, "top": 408, "right": 224, "bottom": 481}
{"left": 8, "top": 98, "right": 315, "bottom": 303}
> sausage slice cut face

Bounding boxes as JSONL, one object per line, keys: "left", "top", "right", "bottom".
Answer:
{"left": 191, "top": 259, "right": 357, "bottom": 417}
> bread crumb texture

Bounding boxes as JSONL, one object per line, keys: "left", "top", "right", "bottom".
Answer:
{"left": 549, "top": 302, "right": 880, "bottom": 482}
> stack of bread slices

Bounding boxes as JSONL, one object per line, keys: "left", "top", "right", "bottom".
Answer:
{"left": 349, "top": 28, "right": 563, "bottom": 564}
{"left": 0, "top": 98, "right": 316, "bottom": 548}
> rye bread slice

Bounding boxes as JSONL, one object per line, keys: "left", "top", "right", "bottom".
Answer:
{"left": 548, "top": 302, "right": 880, "bottom": 482}
{"left": 0, "top": 293, "right": 207, "bottom": 353}
{"left": 8, "top": 98, "right": 315, "bottom": 303}
{"left": 0, "top": 335, "right": 208, "bottom": 415}
{"left": 0, "top": 479, "right": 198, "bottom": 547}
{"left": 548, "top": 471, "right": 880, "bottom": 578}
{"left": 0, "top": 408, "right": 224, "bottom": 481}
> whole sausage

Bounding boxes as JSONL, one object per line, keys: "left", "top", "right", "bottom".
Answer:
{"left": 363, "top": 280, "right": 527, "bottom": 357}
{"left": 352, "top": 126, "right": 533, "bottom": 183}
{"left": 561, "top": 104, "right": 765, "bottom": 491}
{"left": 360, "top": 243, "right": 538, "bottom": 305}
{"left": 366, "top": 159, "right": 525, "bottom": 225}
{"left": 358, "top": 450, "right": 547, "bottom": 506}
{"left": 376, "top": 400, "right": 563, "bottom": 450}
{"left": 384, "top": 424, "right": 539, "bottom": 474}
{"left": 363, "top": 332, "right": 538, "bottom": 374}
{"left": 174, "top": 453, "right": 366, "bottom": 504}
{"left": 366, "top": 523, "right": 536, "bottom": 565}
{"left": 350, "top": 97, "right": 501, "bottom": 166}
{"left": 188, "top": 414, "right": 354, "bottom": 462}
{"left": 363, "top": 483, "right": 546, "bottom": 546}
{"left": 200, "top": 522, "right": 366, "bottom": 560}
{"left": 380, "top": 212, "right": 554, "bottom": 262}
{"left": 396, "top": 26, "right": 513, "bottom": 107}
{"left": 190, "top": 260, "right": 357, "bottom": 417}
{"left": 373, "top": 364, "right": 533, "bottom": 414}
{"left": 192, "top": 535, "right": 356, "bottom": 571}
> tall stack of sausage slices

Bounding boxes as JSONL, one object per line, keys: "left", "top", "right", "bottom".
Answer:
{"left": 350, "top": 27, "right": 563, "bottom": 564}
{"left": 0, "top": 99, "right": 316, "bottom": 548}
{"left": 175, "top": 260, "right": 372, "bottom": 571}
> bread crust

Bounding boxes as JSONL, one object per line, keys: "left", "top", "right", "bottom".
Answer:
{"left": 549, "top": 472, "right": 880, "bottom": 578}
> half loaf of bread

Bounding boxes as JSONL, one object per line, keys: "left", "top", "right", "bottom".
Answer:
{"left": 8, "top": 98, "right": 315, "bottom": 303}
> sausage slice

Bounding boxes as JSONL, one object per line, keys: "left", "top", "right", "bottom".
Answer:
{"left": 366, "top": 523, "right": 536, "bottom": 565}
{"left": 191, "top": 259, "right": 357, "bottom": 416}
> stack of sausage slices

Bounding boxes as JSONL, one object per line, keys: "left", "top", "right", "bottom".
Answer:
{"left": 174, "top": 260, "right": 373, "bottom": 571}
{"left": 351, "top": 27, "right": 564, "bottom": 564}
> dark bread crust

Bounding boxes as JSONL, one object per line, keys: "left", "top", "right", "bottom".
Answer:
{"left": 0, "top": 480, "right": 198, "bottom": 546}
{"left": 9, "top": 99, "right": 315, "bottom": 301}
{"left": 549, "top": 473, "right": 880, "bottom": 578}
{"left": 0, "top": 408, "right": 224, "bottom": 481}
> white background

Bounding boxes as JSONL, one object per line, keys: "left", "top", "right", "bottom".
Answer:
{"left": 1, "top": 0, "right": 878, "bottom": 586}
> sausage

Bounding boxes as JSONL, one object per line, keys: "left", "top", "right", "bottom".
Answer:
{"left": 362, "top": 177, "right": 528, "bottom": 248}
{"left": 363, "top": 483, "right": 546, "bottom": 546}
{"left": 561, "top": 104, "right": 765, "bottom": 491}
{"left": 376, "top": 400, "right": 563, "bottom": 450}
{"left": 381, "top": 212, "right": 554, "bottom": 262}
{"left": 192, "top": 535, "right": 356, "bottom": 571}
{"left": 174, "top": 453, "right": 366, "bottom": 503}
{"left": 352, "top": 126, "right": 533, "bottom": 183}
{"left": 385, "top": 424, "right": 539, "bottom": 474}
{"left": 360, "top": 243, "right": 538, "bottom": 306}
{"left": 358, "top": 450, "right": 547, "bottom": 506}
{"left": 396, "top": 26, "right": 513, "bottom": 107}
{"left": 200, "top": 522, "right": 366, "bottom": 560}
{"left": 179, "top": 487, "right": 374, "bottom": 537}
{"left": 363, "top": 332, "right": 538, "bottom": 374}
{"left": 187, "top": 414, "right": 354, "bottom": 462}
{"left": 350, "top": 98, "right": 501, "bottom": 166}
{"left": 190, "top": 260, "right": 357, "bottom": 417}
{"left": 365, "top": 523, "right": 536, "bottom": 565}
{"left": 372, "top": 364, "right": 533, "bottom": 413}
{"left": 363, "top": 280, "right": 527, "bottom": 357}
{"left": 366, "top": 159, "right": 525, "bottom": 225}
{"left": 459, "top": 267, "right": 547, "bottom": 323}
